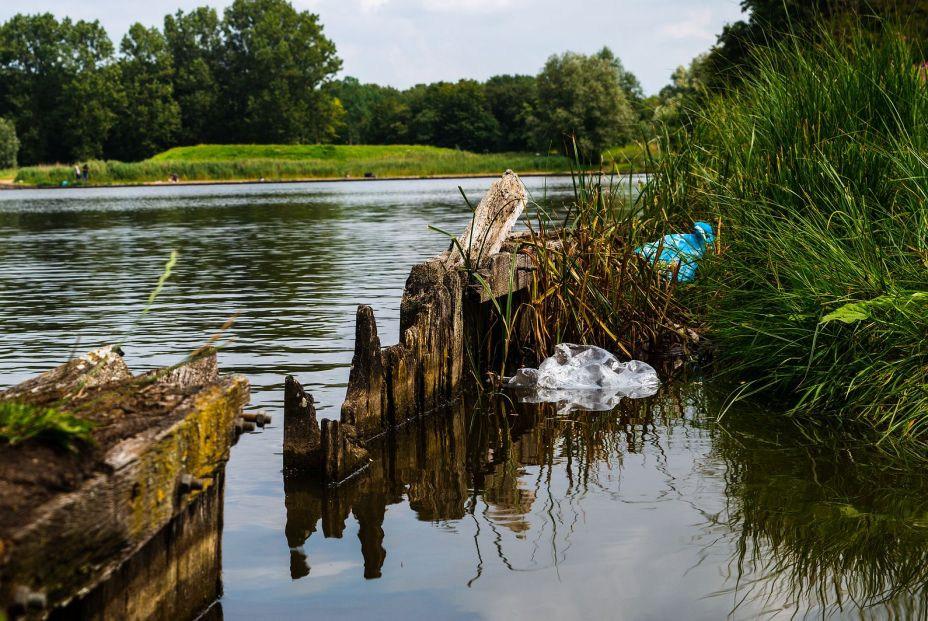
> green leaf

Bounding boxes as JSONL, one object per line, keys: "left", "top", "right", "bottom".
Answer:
{"left": 820, "top": 292, "right": 928, "bottom": 325}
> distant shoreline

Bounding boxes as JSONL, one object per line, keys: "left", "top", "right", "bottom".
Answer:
{"left": 0, "top": 169, "right": 649, "bottom": 191}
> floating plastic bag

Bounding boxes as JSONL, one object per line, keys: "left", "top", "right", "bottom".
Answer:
{"left": 635, "top": 221, "right": 714, "bottom": 283}
{"left": 508, "top": 343, "right": 660, "bottom": 414}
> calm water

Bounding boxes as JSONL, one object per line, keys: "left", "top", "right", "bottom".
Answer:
{"left": 2, "top": 178, "right": 927, "bottom": 620}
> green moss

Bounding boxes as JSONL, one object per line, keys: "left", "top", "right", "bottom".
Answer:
{"left": 0, "top": 400, "right": 95, "bottom": 451}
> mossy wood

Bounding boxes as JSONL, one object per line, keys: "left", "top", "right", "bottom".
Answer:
{"left": 0, "top": 347, "right": 249, "bottom": 619}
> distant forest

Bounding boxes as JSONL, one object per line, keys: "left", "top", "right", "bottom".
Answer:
{"left": 0, "top": 0, "right": 924, "bottom": 166}
{"left": 0, "top": 0, "right": 688, "bottom": 165}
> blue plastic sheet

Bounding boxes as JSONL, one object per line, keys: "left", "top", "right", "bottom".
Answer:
{"left": 635, "top": 221, "right": 714, "bottom": 283}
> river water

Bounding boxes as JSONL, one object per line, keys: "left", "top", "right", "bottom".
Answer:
{"left": 1, "top": 178, "right": 927, "bottom": 620}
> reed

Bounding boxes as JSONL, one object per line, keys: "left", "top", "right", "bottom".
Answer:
{"left": 516, "top": 157, "right": 701, "bottom": 365}
{"left": 646, "top": 24, "right": 928, "bottom": 441}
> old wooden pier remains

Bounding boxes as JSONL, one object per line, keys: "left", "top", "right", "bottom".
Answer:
{"left": 283, "top": 170, "right": 535, "bottom": 484}
{"left": 0, "top": 348, "right": 250, "bottom": 620}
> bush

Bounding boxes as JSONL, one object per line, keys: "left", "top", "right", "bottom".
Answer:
{"left": 0, "top": 118, "right": 18, "bottom": 169}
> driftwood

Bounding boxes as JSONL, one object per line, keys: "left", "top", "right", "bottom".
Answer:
{"left": 0, "top": 348, "right": 249, "bottom": 620}
{"left": 447, "top": 170, "right": 527, "bottom": 266}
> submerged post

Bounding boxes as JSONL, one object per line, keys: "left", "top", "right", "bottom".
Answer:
{"left": 340, "top": 305, "right": 386, "bottom": 439}
{"left": 283, "top": 375, "right": 321, "bottom": 469}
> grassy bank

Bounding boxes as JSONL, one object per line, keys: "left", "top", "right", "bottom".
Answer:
{"left": 646, "top": 27, "right": 928, "bottom": 442}
{"left": 9, "top": 142, "right": 655, "bottom": 187}
{"left": 12, "top": 144, "right": 574, "bottom": 186}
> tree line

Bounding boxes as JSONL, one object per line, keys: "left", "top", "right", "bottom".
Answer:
{"left": 5, "top": 0, "right": 914, "bottom": 168}
{"left": 330, "top": 47, "right": 650, "bottom": 157}
{"left": 0, "top": 0, "right": 654, "bottom": 166}
{"left": 0, "top": 0, "right": 340, "bottom": 165}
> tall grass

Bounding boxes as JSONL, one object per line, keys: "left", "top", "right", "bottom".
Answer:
{"left": 647, "top": 25, "right": 928, "bottom": 441}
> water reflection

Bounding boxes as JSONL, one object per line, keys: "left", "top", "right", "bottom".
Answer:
{"left": 282, "top": 383, "right": 695, "bottom": 583}
{"left": 709, "top": 404, "right": 928, "bottom": 617}
{"left": 281, "top": 380, "right": 928, "bottom": 618}
{"left": 2, "top": 179, "right": 927, "bottom": 619}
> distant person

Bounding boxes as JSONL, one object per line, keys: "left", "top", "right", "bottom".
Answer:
{"left": 82, "top": 164, "right": 89, "bottom": 181}
{"left": 74, "top": 164, "right": 81, "bottom": 180}
{"left": 170, "top": 173, "right": 178, "bottom": 183}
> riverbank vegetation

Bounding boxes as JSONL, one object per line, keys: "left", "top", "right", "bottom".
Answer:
{"left": 669, "top": 28, "right": 928, "bottom": 442}
{"left": 518, "top": 169, "right": 696, "bottom": 364}
{"left": 11, "top": 145, "right": 569, "bottom": 186}
{"left": 640, "top": 21, "right": 928, "bottom": 445}
{"left": 11, "top": 143, "right": 659, "bottom": 186}
{"left": 515, "top": 12, "right": 928, "bottom": 447}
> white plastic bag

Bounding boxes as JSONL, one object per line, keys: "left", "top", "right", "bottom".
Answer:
{"left": 508, "top": 344, "right": 659, "bottom": 413}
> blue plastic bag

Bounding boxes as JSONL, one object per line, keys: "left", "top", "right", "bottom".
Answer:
{"left": 635, "top": 221, "right": 714, "bottom": 283}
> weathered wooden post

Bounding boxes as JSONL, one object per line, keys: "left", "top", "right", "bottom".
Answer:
{"left": 446, "top": 169, "right": 526, "bottom": 266}
{"left": 283, "top": 375, "right": 321, "bottom": 469}
{"left": 283, "top": 170, "right": 534, "bottom": 486}
{"left": 340, "top": 305, "right": 386, "bottom": 439}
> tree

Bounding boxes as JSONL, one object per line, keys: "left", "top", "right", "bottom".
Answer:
{"left": 59, "top": 20, "right": 120, "bottom": 161}
{"left": 484, "top": 74, "right": 536, "bottom": 151}
{"left": 706, "top": 0, "right": 928, "bottom": 88}
{"left": 653, "top": 53, "right": 710, "bottom": 138}
{"left": 330, "top": 77, "right": 388, "bottom": 145}
{"left": 408, "top": 80, "right": 500, "bottom": 151}
{"left": 0, "top": 14, "right": 119, "bottom": 164}
{"left": 219, "top": 0, "right": 342, "bottom": 143}
{"left": 164, "top": 7, "right": 223, "bottom": 145}
{"left": 364, "top": 86, "right": 410, "bottom": 144}
{"left": 108, "top": 24, "right": 180, "bottom": 161}
{"left": 0, "top": 117, "right": 18, "bottom": 168}
{"left": 530, "top": 48, "right": 638, "bottom": 157}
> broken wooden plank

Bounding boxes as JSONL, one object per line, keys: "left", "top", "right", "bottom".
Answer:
{"left": 446, "top": 170, "right": 527, "bottom": 266}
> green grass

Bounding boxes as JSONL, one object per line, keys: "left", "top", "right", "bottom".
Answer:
{"left": 646, "top": 24, "right": 928, "bottom": 443}
{"left": 14, "top": 144, "right": 576, "bottom": 186}
{"left": 10, "top": 143, "right": 660, "bottom": 187}
{"left": 0, "top": 400, "right": 95, "bottom": 451}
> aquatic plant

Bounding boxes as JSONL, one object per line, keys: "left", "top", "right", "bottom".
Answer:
{"left": 646, "top": 23, "right": 928, "bottom": 441}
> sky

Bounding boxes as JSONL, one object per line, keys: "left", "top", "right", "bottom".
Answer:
{"left": 0, "top": 0, "right": 746, "bottom": 95}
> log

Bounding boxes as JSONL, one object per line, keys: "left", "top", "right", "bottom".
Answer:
{"left": 0, "top": 350, "right": 249, "bottom": 619}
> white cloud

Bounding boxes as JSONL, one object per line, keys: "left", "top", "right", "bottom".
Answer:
{"left": 419, "top": 0, "right": 522, "bottom": 13}
{"left": 658, "top": 9, "right": 717, "bottom": 42}
{"left": 0, "top": 0, "right": 746, "bottom": 94}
